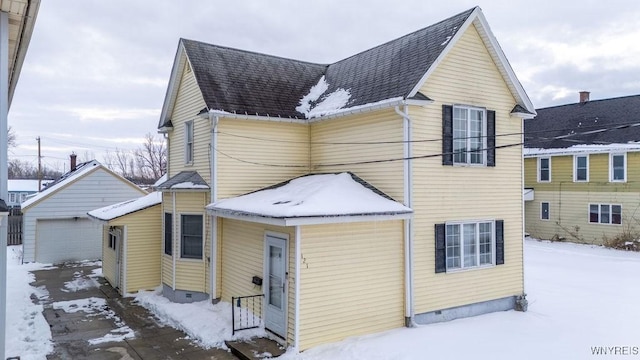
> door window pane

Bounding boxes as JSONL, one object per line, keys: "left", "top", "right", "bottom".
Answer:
{"left": 446, "top": 224, "right": 460, "bottom": 269}
{"left": 268, "top": 246, "right": 283, "bottom": 308}
{"left": 463, "top": 224, "right": 477, "bottom": 267}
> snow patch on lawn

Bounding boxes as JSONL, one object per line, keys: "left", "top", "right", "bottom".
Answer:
{"left": 5, "top": 245, "right": 53, "bottom": 359}
{"left": 62, "top": 270, "right": 100, "bottom": 292}
{"left": 135, "top": 288, "right": 266, "bottom": 349}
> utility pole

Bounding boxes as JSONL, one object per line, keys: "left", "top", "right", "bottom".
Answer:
{"left": 37, "top": 136, "right": 42, "bottom": 191}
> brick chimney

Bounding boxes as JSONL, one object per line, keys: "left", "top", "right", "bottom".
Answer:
{"left": 70, "top": 153, "right": 77, "bottom": 172}
{"left": 579, "top": 91, "right": 590, "bottom": 103}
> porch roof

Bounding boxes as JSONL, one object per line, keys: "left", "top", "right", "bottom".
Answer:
{"left": 206, "top": 172, "right": 412, "bottom": 226}
{"left": 88, "top": 191, "right": 162, "bottom": 222}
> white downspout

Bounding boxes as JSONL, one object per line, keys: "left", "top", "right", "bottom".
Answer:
{"left": 395, "top": 105, "right": 415, "bottom": 327}
{"left": 122, "top": 226, "right": 128, "bottom": 294}
{"left": 0, "top": 12, "right": 9, "bottom": 357}
{"left": 172, "top": 192, "right": 177, "bottom": 290}
{"left": 294, "top": 226, "right": 301, "bottom": 351}
{"left": 209, "top": 111, "right": 219, "bottom": 300}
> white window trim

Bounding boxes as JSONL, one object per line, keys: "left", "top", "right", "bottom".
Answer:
{"left": 609, "top": 153, "right": 626, "bottom": 182}
{"left": 179, "top": 213, "right": 205, "bottom": 261}
{"left": 588, "top": 203, "right": 622, "bottom": 225}
{"left": 452, "top": 105, "right": 487, "bottom": 167}
{"left": 573, "top": 155, "right": 589, "bottom": 182}
{"left": 184, "top": 120, "right": 194, "bottom": 165}
{"left": 537, "top": 157, "right": 551, "bottom": 183}
{"left": 540, "top": 202, "right": 550, "bottom": 221}
{"left": 445, "top": 219, "right": 496, "bottom": 272}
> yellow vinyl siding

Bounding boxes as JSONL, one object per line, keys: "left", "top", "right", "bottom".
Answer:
{"left": 161, "top": 192, "right": 174, "bottom": 288}
{"left": 108, "top": 205, "right": 161, "bottom": 293}
{"left": 167, "top": 60, "right": 209, "bottom": 181}
{"left": 310, "top": 109, "right": 405, "bottom": 201}
{"left": 298, "top": 221, "right": 404, "bottom": 350}
{"left": 216, "top": 119, "right": 309, "bottom": 199}
{"left": 101, "top": 226, "right": 117, "bottom": 288}
{"left": 219, "top": 219, "right": 297, "bottom": 346}
{"left": 410, "top": 23, "right": 523, "bottom": 314}
{"left": 169, "top": 191, "right": 209, "bottom": 292}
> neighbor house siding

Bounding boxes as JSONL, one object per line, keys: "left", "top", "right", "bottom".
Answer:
{"left": 310, "top": 109, "right": 405, "bottom": 201}
{"left": 21, "top": 167, "right": 145, "bottom": 263}
{"left": 410, "top": 23, "right": 524, "bottom": 314}
{"left": 297, "top": 221, "right": 405, "bottom": 350}
{"left": 108, "top": 205, "right": 162, "bottom": 293}
{"left": 524, "top": 152, "right": 640, "bottom": 244}
{"left": 216, "top": 118, "right": 309, "bottom": 199}
{"left": 167, "top": 61, "right": 209, "bottom": 182}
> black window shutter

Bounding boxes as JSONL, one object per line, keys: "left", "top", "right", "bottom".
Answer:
{"left": 442, "top": 105, "right": 453, "bottom": 166}
{"left": 435, "top": 223, "right": 446, "bottom": 273}
{"left": 487, "top": 110, "right": 496, "bottom": 167}
{"left": 495, "top": 219, "right": 504, "bottom": 265}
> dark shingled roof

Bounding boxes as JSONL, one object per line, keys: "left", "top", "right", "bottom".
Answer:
{"left": 156, "top": 171, "right": 209, "bottom": 190}
{"left": 170, "top": 7, "right": 474, "bottom": 124}
{"left": 0, "top": 198, "right": 8, "bottom": 212}
{"left": 524, "top": 94, "right": 640, "bottom": 149}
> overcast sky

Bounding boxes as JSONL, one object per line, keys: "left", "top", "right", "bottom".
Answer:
{"left": 8, "top": 0, "right": 640, "bottom": 174}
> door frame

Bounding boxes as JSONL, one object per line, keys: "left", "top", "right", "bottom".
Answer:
{"left": 109, "top": 226, "right": 123, "bottom": 289}
{"left": 263, "top": 232, "right": 288, "bottom": 339}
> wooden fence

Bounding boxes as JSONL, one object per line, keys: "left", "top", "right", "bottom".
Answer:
{"left": 7, "top": 208, "right": 22, "bottom": 245}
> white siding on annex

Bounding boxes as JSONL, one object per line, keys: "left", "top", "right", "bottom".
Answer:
{"left": 22, "top": 166, "right": 145, "bottom": 263}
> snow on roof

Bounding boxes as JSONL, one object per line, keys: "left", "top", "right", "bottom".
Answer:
{"left": 295, "top": 75, "right": 353, "bottom": 119}
{"left": 8, "top": 179, "right": 52, "bottom": 192}
{"left": 21, "top": 161, "right": 101, "bottom": 209}
{"left": 153, "top": 174, "right": 168, "bottom": 187}
{"left": 170, "top": 182, "right": 209, "bottom": 189}
{"left": 524, "top": 143, "right": 640, "bottom": 157}
{"left": 88, "top": 192, "right": 162, "bottom": 221}
{"left": 207, "top": 173, "right": 412, "bottom": 224}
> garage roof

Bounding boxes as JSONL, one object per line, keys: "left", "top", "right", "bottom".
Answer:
{"left": 88, "top": 192, "right": 162, "bottom": 221}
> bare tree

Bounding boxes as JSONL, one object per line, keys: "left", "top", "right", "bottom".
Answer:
{"left": 134, "top": 133, "right": 167, "bottom": 182}
{"left": 8, "top": 126, "right": 16, "bottom": 148}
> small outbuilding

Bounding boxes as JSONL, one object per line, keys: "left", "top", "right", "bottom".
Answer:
{"left": 21, "top": 158, "right": 146, "bottom": 264}
{"left": 88, "top": 192, "right": 162, "bottom": 294}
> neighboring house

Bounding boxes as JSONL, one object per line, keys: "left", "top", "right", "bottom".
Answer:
{"left": 112, "top": 6, "right": 534, "bottom": 351}
{"left": 524, "top": 92, "right": 640, "bottom": 245}
{"left": 7, "top": 179, "right": 51, "bottom": 208}
{"left": 21, "top": 158, "right": 146, "bottom": 264}
{"left": 88, "top": 192, "right": 162, "bottom": 294}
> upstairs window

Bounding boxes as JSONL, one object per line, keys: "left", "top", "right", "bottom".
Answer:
{"left": 574, "top": 155, "right": 588, "bottom": 182}
{"left": 538, "top": 157, "right": 551, "bottom": 182}
{"left": 185, "top": 121, "right": 194, "bottom": 164}
{"left": 442, "top": 105, "right": 495, "bottom": 167}
{"left": 609, "top": 153, "right": 626, "bottom": 182}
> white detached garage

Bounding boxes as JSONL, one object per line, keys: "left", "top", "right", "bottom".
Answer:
{"left": 21, "top": 159, "right": 146, "bottom": 263}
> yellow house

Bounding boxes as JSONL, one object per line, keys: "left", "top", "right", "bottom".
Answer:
{"left": 524, "top": 92, "right": 640, "bottom": 245}
{"left": 88, "top": 192, "right": 162, "bottom": 294}
{"left": 151, "top": 6, "right": 535, "bottom": 351}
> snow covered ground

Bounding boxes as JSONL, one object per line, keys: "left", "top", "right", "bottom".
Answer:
{"left": 6, "top": 238, "right": 640, "bottom": 359}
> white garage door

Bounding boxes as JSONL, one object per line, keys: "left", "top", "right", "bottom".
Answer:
{"left": 35, "top": 218, "right": 102, "bottom": 264}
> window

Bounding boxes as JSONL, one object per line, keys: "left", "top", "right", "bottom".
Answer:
{"left": 442, "top": 105, "right": 495, "bottom": 167}
{"left": 453, "top": 106, "right": 486, "bottom": 165}
{"left": 164, "top": 213, "right": 172, "bottom": 256}
{"left": 9, "top": 193, "right": 16, "bottom": 203}
{"left": 610, "top": 153, "right": 626, "bottom": 182}
{"left": 445, "top": 221, "right": 494, "bottom": 270}
{"left": 538, "top": 157, "right": 551, "bottom": 182}
{"left": 541, "top": 202, "right": 550, "bottom": 220}
{"left": 108, "top": 233, "right": 117, "bottom": 250}
{"left": 181, "top": 214, "right": 203, "bottom": 259}
{"left": 574, "top": 155, "right": 589, "bottom": 182}
{"left": 185, "top": 121, "right": 194, "bottom": 164}
{"left": 20, "top": 193, "right": 27, "bottom": 202}
{"left": 589, "top": 204, "right": 622, "bottom": 225}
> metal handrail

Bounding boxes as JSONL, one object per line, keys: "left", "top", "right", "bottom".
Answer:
{"left": 231, "top": 294, "right": 264, "bottom": 335}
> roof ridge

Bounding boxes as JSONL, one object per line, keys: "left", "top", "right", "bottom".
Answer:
{"left": 329, "top": 7, "right": 476, "bottom": 67}
{"left": 537, "top": 93, "right": 640, "bottom": 111}
{"left": 180, "top": 38, "right": 328, "bottom": 68}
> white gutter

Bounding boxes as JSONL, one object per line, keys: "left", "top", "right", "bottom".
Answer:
{"left": 294, "top": 225, "right": 301, "bottom": 351}
{"left": 172, "top": 192, "right": 177, "bottom": 290}
{"left": 395, "top": 105, "right": 415, "bottom": 327}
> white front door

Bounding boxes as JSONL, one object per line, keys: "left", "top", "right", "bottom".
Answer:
{"left": 264, "top": 234, "right": 287, "bottom": 338}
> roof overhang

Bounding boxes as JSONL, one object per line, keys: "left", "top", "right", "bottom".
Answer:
{"left": 207, "top": 207, "right": 412, "bottom": 226}
{"left": 4, "top": 0, "right": 41, "bottom": 107}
